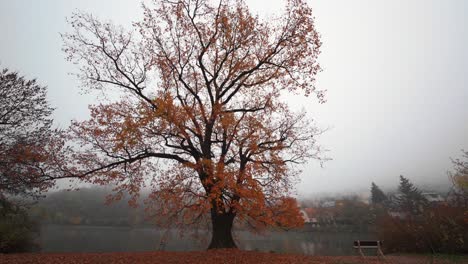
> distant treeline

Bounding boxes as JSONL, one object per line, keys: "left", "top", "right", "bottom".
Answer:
{"left": 29, "top": 187, "right": 380, "bottom": 232}
{"left": 28, "top": 188, "right": 151, "bottom": 227}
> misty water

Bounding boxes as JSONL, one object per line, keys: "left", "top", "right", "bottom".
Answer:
{"left": 39, "top": 225, "right": 376, "bottom": 256}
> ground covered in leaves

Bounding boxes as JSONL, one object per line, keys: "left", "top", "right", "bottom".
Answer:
{"left": 1, "top": 250, "right": 466, "bottom": 264}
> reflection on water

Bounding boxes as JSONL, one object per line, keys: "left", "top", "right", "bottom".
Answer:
{"left": 39, "top": 225, "right": 376, "bottom": 256}
{"left": 239, "top": 230, "right": 376, "bottom": 255}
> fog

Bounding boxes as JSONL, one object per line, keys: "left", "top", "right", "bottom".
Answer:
{"left": 1, "top": 0, "right": 467, "bottom": 197}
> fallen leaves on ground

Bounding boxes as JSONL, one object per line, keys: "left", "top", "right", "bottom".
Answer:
{"left": 0, "top": 249, "right": 465, "bottom": 264}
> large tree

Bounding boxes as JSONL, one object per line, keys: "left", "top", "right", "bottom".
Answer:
{"left": 0, "top": 68, "right": 61, "bottom": 198}
{"left": 0, "top": 68, "right": 60, "bottom": 253}
{"left": 62, "top": 0, "right": 324, "bottom": 248}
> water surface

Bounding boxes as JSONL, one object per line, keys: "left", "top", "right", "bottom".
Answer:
{"left": 39, "top": 225, "right": 376, "bottom": 256}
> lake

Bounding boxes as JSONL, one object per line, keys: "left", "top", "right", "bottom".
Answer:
{"left": 39, "top": 225, "right": 377, "bottom": 256}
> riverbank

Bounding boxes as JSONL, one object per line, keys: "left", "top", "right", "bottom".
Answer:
{"left": 1, "top": 250, "right": 466, "bottom": 264}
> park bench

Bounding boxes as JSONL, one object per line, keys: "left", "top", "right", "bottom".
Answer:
{"left": 353, "top": 240, "right": 385, "bottom": 258}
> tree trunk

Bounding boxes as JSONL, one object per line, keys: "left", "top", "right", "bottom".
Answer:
{"left": 208, "top": 211, "right": 237, "bottom": 249}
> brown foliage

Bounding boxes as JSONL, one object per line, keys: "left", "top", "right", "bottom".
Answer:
{"left": 377, "top": 204, "right": 468, "bottom": 254}
{"left": 0, "top": 68, "right": 64, "bottom": 198}
{"left": 60, "top": 0, "right": 325, "bottom": 248}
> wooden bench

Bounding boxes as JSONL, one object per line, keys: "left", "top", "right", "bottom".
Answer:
{"left": 353, "top": 240, "right": 385, "bottom": 258}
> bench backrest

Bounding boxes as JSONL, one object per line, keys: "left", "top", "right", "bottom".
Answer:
{"left": 353, "top": 240, "right": 382, "bottom": 249}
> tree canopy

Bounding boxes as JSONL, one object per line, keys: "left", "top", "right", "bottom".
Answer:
{"left": 0, "top": 68, "right": 61, "bottom": 198}
{"left": 61, "top": 0, "right": 324, "bottom": 248}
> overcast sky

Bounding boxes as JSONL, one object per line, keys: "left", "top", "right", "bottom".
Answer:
{"left": 1, "top": 0, "right": 467, "bottom": 197}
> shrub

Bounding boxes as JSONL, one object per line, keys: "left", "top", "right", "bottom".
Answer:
{"left": 377, "top": 204, "right": 468, "bottom": 254}
{"left": 0, "top": 198, "right": 39, "bottom": 253}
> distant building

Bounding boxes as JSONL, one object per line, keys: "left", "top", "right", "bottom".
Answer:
{"left": 300, "top": 208, "right": 319, "bottom": 226}
{"left": 422, "top": 192, "right": 445, "bottom": 203}
{"left": 386, "top": 191, "right": 446, "bottom": 218}
{"left": 300, "top": 209, "right": 311, "bottom": 223}
{"left": 322, "top": 201, "right": 336, "bottom": 208}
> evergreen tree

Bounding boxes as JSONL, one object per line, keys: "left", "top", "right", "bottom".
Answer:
{"left": 396, "top": 175, "right": 427, "bottom": 214}
{"left": 370, "top": 182, "right": 387, "bottom": 205}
